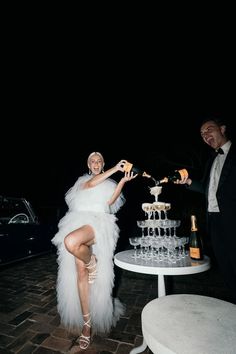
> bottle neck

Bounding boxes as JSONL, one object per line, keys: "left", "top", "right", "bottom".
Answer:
{"left": 142, "top": 171, "right": 151, "bottom": 178}
{"left": 191, "top": 215, "right": 198, "bottom": 231}
{"left": 159, "top": 177, "right": 168, "bottom": 184}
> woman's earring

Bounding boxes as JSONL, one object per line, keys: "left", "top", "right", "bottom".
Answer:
{"left": 88, "top": 169, "right": 92, "bottom": 175}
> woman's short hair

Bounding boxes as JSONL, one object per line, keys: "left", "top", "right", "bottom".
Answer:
{"left": 87, "top": 152, "right": 105, "bottom": 167}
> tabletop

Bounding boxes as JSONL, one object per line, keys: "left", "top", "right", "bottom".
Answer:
{"left": 142, "top": 294, "right": 236, "bottom": 354}
{"left": 114, "top": 249, "right": 211, "bottom": 276}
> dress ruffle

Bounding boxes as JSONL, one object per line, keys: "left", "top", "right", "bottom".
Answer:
{"left": 51, "top": 174, "right": 125, "bottom": 334}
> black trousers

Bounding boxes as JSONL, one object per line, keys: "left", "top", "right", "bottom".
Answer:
{"left": 208, "top": 212, "right": 236, "bottom": 304}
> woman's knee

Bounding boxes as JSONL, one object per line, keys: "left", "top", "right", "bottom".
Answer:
{"left": 64, "top": 232, "right": 79, "bottom": 253}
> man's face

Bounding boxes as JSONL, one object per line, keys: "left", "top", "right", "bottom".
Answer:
{"left": 200, "top": 120, "right": 226, "bottom": 150}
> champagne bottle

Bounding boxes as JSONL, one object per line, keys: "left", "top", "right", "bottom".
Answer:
{"left": 123, "top": 161, "right": 152, "bottom": 179}
{"left": 189, "top": 214, "right": 203, "bottom": 260}
{"left": 155, "top": 169, "right": 188, "bottom": 185}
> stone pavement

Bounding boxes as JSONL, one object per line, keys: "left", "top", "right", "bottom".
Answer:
{"left": 0, "top": 251, "right": 234, "bottom": 354}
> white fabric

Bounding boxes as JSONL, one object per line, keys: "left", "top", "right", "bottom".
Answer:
{"left": 208, "top": 141, "right": 231, "bottom": 212}
{"left": 142, "top": 294, "right": 236, "bottom": 354}
{"left": 51, "top": 174, "right": 126, "bottom": 334}
{"left": 208, "top": 154, "right": 223, "bottom": 212}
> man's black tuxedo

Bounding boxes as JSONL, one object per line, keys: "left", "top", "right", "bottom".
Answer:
{"left": 188, "top": 143, "right": 236, "bottom": 303}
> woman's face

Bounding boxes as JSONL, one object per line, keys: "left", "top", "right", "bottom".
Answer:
{"left": 88, "top": 153, "right": 104, "bottom": 175}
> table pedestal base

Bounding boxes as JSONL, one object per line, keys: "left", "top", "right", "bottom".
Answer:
{"left": 130, "top": 339, "right": 147, "bottom": 354}
{"left": 158, "top": 274, "right": 166, "bottom": 297}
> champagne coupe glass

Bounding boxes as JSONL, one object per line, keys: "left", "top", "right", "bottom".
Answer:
{"left": 153, "top": 204, "right": 161, "bottom": 220}
{"left": 129, "top": 237, "right": 141, "bottom": 258}
{"left": 142, "top": 203, "right": 153, "bottom": 219}
{"left": 164, "top": 203, "right": 171, "bottom": 219}
{"left": 140, "top": 236, "right": 150, "bottom": 260}
{"left": 167, "top": 238, "right": 177, "bottom": 264}
{"left": 183, "top": 236, "right": 189, "bottom": 257}
{"left": 137, "top": 220, "right": 146, "bottom": 237}
{"left": 176, "top": 237, "right": 184, "bottom": 258}
{"left": 173, "top": 220, "right": 181, "bottom": 238}
{"left": 149, "top": 186, "right": 162, "bottom": 202}
{"left": 154, "top": 202, "right": 166, "bottom": 219}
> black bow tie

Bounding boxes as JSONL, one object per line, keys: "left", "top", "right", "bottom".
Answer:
{"left": 216, "top": 148, "right": 224, "bottom": 155}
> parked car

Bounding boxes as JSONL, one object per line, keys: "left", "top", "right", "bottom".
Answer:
{"left": 0, "top": 196, "right": 57, "bottom": 266}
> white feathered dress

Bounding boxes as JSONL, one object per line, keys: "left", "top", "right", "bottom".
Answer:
{"left": 51, "top": 174, "right": 125, "bottom": 334}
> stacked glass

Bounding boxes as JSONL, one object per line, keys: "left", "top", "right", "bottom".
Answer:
{"left": 129, "top": 186, "right": 189, "bottom": 263}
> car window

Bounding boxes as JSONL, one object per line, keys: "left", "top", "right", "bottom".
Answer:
{"left": 0, "top": 197, "right": 31, "bottom": 224}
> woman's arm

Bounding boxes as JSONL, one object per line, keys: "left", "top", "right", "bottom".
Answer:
{"left": 108, "top": 171, "right": 137, "bottom": 206}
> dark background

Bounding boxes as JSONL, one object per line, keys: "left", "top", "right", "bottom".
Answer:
{"left": 1, "top": 0, "right": 234, "bottom": 208}
{"left": 1, "top": 38, "right": 234, "bottom": 254}
{"left": 1, "top": 106, "right": 219, "bottom": 204}
{"left": 1, "top": 103, "right": 231, "bottom": 256}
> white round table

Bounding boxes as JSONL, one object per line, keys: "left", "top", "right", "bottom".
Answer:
{"left": 114, "top": 250, "right": 211, "bottom": 354}
{"left": 141, "top": 294, "right": 236, "bottom": 354}
{"left": 114, "top": 250, "right": 211, "bottom": 297}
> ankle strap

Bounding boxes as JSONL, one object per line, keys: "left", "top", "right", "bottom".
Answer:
{"left": 83, "top": 313, "right": 91, "bottom": 328}
{"left": 83, "top": 313, "right": 90, "bottom": 318}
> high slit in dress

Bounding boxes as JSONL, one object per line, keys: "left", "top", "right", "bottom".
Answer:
{"left": 51, "top": 174, "right": 125, "bottom": 334}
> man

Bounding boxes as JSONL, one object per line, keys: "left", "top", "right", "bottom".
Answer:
{"left": 179, "top": 116, "right": 236, "bottom": 303}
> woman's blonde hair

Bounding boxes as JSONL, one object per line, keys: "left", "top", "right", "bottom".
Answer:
{"left": 87, "top": 152, "right": 105, "bottom": 168}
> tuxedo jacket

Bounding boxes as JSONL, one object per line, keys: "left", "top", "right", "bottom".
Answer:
{"left": 188, "top": 143, "right": 236, "bottom": 245}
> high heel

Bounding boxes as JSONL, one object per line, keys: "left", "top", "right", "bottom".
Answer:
{"left": 79, "top": 313, "right": 91, "bottom": 350}
{"left": 85, "top": 254, "right": 97, "bottom": 284}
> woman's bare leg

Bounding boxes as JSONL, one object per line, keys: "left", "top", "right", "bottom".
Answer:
{"left": 64, "top": 224, "right": 95, "bottom": 263}
{"left": 64, "top": 225, "right": 95, "bottom": 348}
{"left": 68, "top": 259, "right": 91, "bottom": 351}
{"left": 75, "top": 259, "right": 90, "bottom": 314}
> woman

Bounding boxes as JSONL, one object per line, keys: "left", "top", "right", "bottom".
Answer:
{"left": 51, "top": 152, "right": 137, "bottom": 350}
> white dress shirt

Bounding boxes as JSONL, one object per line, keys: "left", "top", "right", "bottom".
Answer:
{"left": 208, "top": 141, "right": 231, "bottom": 212}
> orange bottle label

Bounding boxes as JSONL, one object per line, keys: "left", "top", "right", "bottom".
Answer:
{"left": 179, "top": 169, "right": 188, "bottom": 179}
{"left": 190, "top": 247, "right": 201, "bottom": 259}
{"left": 124, "top": 162, "right": 133, "bottom": 173}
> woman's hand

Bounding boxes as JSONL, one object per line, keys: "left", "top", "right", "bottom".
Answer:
{"left": 175, "top": 176, "right": 192, "bottom": 185}
{"left": 116, "top": 160, "right": 128, "bottom": 172}
{"left": 122, "top": 171, "right": 138, "bottom": 182}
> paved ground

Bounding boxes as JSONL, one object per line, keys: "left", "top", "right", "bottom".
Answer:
{"left": 0, "top": 250, "right": 234, "bottom": 354}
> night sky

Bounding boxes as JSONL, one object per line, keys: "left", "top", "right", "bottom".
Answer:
{"left": 1, "top": 63, "right": 233, "bottom": 219}
{"left": 0, "top": 16, "right": 234, "bottom": 265}
{"left": 2, "top": 12, "right": 234, "bottom": 209}
{"left": 1, "top": 108, "right": 228, "bottom": 204}
{"left": 1, "top": 77, "right": 233, "bottom": 253}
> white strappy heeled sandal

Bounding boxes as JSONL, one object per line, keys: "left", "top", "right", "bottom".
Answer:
{"left": 85, "top": 254, "right": 97, "bottom": 284}
{"left": 79, "top": 313, "right": 91, "bottom": 350}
